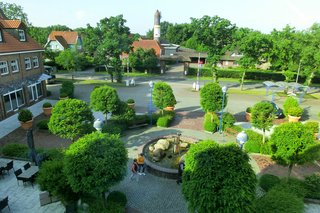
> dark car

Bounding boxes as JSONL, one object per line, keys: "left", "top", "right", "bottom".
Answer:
{"left": 261, "top": 100, "right": 284, "bottom": 119}
{"left": 44, "top": 66, "right": 56, "bottom": 84}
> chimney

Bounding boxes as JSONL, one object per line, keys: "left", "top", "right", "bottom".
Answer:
{"left": 153, "top": 10, "right": 161, "bottom": 42}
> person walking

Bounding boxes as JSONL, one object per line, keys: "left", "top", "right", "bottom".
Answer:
{"left": 137, "top": 153, "right": 146, "bottom": 175}
{"left": 130, "top": 159, "right": 139, "bottom": 181}
{"left": 176, "top": 161, "right": 185, "bottom": 185}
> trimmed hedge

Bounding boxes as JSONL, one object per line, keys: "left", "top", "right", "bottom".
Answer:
{"left": 2, "top": 143, "right": 28, "bottom": 158}
{"left": 244, "top": 130, "right": 263, "bottom": 153}
{"left": 222, "top": 112, "right": 236, "bottom": 130}
{"left": 203, "top": 112, "right": 219, "bottom": 133}
{"left": 157, "top": 116, "right": 170, "bottom": 127}
{"left": 276, "top": 178, "right": 308, "bottom": 199}
{"left": 304, "top": 174, "right": 320, "bottom": 199}
{"left": 259, "top": 174, "right": 280, "bottom": 192}
{"left": 304, "top": 121, "right": 319, "bottom": 134}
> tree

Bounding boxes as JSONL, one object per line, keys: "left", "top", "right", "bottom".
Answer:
{"left": 152, "top": 82, "right": 176, "bottom": 115}
{"left": 200, "top": 82, "right": 227, "bottom": 113}
{"left": 55, "top": 49, "right": 76, "bottom": 71}
{"left": 0, "top": 2, "right": 30, "bottom": 25}
{"left": 94, "top": 15, "right": 132, "bottom": 83}
{"left": 48, "top": 99, "right": 94, "bottom": 142}
{"left": 64, "top": 132, "right": 128, "bottom": 196}
{"left": 270, "top": 122, "right": 320, "bottom": 177}
{"left": 129, "top": 48, "right": 158, "bottom": 73}
{"left": 251, "top": 101, "right": 275, "bottom": 144}
{"left": 182, "top": 141, "right": 257, "bottom": 213}
{"left": 90, "top": 85, "right": 119, "bottom": 122}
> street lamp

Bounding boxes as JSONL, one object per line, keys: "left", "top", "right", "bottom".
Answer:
{"left": 219, "top": 86, "right": 228, "bottom": 134}
{"left": 149, "top": 81, "right": 154, "bottom": 126}
{"left": 196, "top": 53, "right": 201, "bottom": 91}
{"left": 236, "top": 131, "right": 248, "bottom": 150}
{"left": 93, "top": 119, "right": 104, "bottom": 132}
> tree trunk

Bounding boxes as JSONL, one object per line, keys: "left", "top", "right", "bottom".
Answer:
{"left": 306, "top": 71, "right": 315, "bottom": 86}
{"left": 262, "top": 129, "right": 266, "bottom": 144}
{"left": 240, "top": 71, "right": 246, "bottom": 91}
{"left": 287, "top": 164, "right": 293, "bottom": 178}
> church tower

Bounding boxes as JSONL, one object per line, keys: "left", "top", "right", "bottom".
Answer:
{"left": 153, "top": 10, "right": 161, "bottom": 42}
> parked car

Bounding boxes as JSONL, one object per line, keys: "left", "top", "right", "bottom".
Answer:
{"left": 44, "top": 66, "right": 56, "bottom": 84}
{"left": 261, "top": 100, "right": 284, "bottom": 118}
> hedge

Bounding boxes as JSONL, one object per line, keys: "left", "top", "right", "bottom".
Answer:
{"left": 244, "top": 130, "right": 263, "bottom": 153}
{"left": 259, "top": 174, "right": 281, "bottom": 192}
{"left": 304, "top": 174, "right": 320, "bottom": 199}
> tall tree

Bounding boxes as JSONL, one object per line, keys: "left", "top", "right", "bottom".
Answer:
{"left": 182, "top": 141, "right": 257, "bottom": 213}
{"left": 0, "top": 2, "right": 30, "bottom": 25}
{"left": 129, "top": 48, "right": 158, "bottom": 73}
{"left": 270, "top": 122, "right": 320, "bottom": 177}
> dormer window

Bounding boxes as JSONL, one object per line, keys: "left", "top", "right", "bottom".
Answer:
{"left": 18, "top": 29, "right": 26, "bottom": 41}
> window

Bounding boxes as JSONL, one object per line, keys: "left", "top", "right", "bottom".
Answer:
{"left": 0, "top": 61, "right": 9, "bottom": 75}
{"left": 32, "top": 56, "right": 39, "bottom": 68}
{"left": 0, "top": 30, "right": 2, "bottom": 42}
{"left": 25, "top": 58, "right": 31, "bottom": 70}
{"left": 28, "top": 83, "right": 43, "bottom": 101}
{"left": 18, "top": 29, "right": 26, "bottom": 41}
{"left": 10, "top": 60, "right": 19, "bottom": 73}
{"left": 3, "top": 89, "right": 25, "bottom": 112}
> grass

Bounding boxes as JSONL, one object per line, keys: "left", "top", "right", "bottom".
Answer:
{"left": 276, "top": 92, "right": 319, "bottom": 99}
{"left": 55, "top": 78, "right": 127, "bottom": 87}
{"left": 123, "top": 72, "right": 159, "bottom": 77}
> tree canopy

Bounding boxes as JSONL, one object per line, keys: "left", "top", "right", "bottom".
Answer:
{"left": 0, "top": 2, "right": 30, "bottom": 25}
{"left": 64, "top": 132, "right": 128, "bottom": 195}
{"left": 48, "top": 99, "right": 94, "bottom": 141}
{"left": 129, "top": 48, "right": 158, "bottom": 72}
{"left": 182, "top": 140, "right": 257, "bottom": 213}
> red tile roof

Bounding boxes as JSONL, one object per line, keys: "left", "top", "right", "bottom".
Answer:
{"left": 132, "top": 40, "right": 162, "bottom": 56}
{"left": 0, "top": 28, "right": 43, "bottom": 54}
{"left": 0, "top": 20, "right": 24, "bottom": 29}
{"left": 48, "top": 31, "right": 79, "bottom": 44}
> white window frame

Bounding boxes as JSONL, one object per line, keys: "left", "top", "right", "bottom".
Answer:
{"left": 28, "top": 82, "right": 43, "bottom": 101}
{"left": 18, "top": 29, "right": 26, "bottom": 41}
{"left": 32, "top": 56, "right": 39, "bottom": 68}
{"left": 0, "top": 30, "right": 2, "bottom": 42}
{"left": 25, "top": 58, "right": 31, "bottom": 70}
{"left": 10, "top": 59, "right": 19, "bottom": 73}
{"left": 0, "top": 61, "right": 9, "bottom": 75}
{"left": 3, "top": 88, "right": 25, "bottom": 112}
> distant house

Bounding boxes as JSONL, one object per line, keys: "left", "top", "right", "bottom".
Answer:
{"left": 45, "top": 31, "right": 82, "bottom": 51}
{"left": 217, "top": 51, "right": 243, "bottom": 68}
{"left": 131, "top": 39, "right": 162, "bottom": 57}
{"left": 0, "top": 10, "right": 49, "bottom": 121}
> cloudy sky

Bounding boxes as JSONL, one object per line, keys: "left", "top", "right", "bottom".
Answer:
{"left": 7, "top": 0, "right": 320, "bottom": 34}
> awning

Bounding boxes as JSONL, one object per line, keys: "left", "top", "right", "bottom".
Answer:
{"left": 37, "top": 73, "right": 52, "bottom": 82}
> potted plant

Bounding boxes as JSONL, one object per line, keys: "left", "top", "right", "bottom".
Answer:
{"left": 245, "top": 107, "right": 252, "bottom": 122}
{"left": 18, "top": 109, "right": 33, "bottom": 130}
{"left": 164, "top": 91, "right": 177, "bottom": 111}
{"left": 288, "top": 106, "right": 303, "bottom": 122}
{"left": 59, "top": 92, "right": 69, "bottom": 100}
{"left": 42, "top": 102, "right": 53, "bottom": 116}
{"left": 126, "top": 99, "right": 135, "bottom": 109}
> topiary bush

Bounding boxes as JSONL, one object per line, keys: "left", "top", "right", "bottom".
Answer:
{"left": 244, "top": 130, "right": 263, "bottom": 153}
{"left": 222, "top": 112, "right": 236, "bottom": 130}
{"left": 283, "top": 96, "right": 299, "bottom": 117}
{"left": 288, "top": 106, "right": 303, "bottom": 117}
{"left": 203, "top": 112, "right": 219, "bottom": 132}
{"left": 259, "top": 174, "right": 281, "bottom": 192}
{"left": 37, "top": 119, "right": 49, "bottom": 130}
{"left": 200, "top": 82, "right": 227, "bottom": 113}
{"left": 304, "top": 121, "right": 319, "bottom": 134}
{"left": 157, "top": 116, "right": 170, "bottom": 127}
{"left": 2, "top": 143, "right": 28, "bottom": 158}
{"left": 304, "top": 174, "right": 320, "bottom": 199}
{"left": 60, "top": 80, "right": 74, "bottom": 98}
{"left": 18, "top": 109, "right": 33, "bottom": 122}
{"left": 255, "top": 186, "right": 304, "bottom": 213}
{"left": 42, "top": 102, "right": 52, "bottom": 108}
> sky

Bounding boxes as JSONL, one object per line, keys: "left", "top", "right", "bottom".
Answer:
{"left": 6, "top": 0, "right": 320, "bottom": 34}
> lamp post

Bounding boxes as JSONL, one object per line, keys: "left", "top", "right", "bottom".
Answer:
{"left": 236, "top": 131, "right": 248, "bottom": 150}
{"left": 219, "top": 86, "right": 228, "bottom": 134}
{"left": 93, "top": 119, "right": 104, "bottom": 132}
{"left": 196, "top": 53, "right": 201, "bottom": 91}
{"left": 149, "top": 81, "right": 154, "bottom": 126}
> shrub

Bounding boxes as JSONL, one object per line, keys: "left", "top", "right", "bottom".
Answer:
{"left": 102, "top": 122, "right": 124, "bottom": 135}
{"left": 126, "top": 98, "right": 135, "bottom": 104}
{"left": 283, "top": 96, "right": 299, "bottom": 117}
{"left": 42, "top": 102, "right": 52, "bottom": 108}
{"left": 304, "top": 121, "right": 319, "bottom": 133}
{"left": 60, "top": 81, "right": 74, "bottom": 98}
{"left": 40, "top": 148, "right": 64, "bottom": 161}
{"left": 157, "top": 116, "right": 170, "bottom": 127}
{"left": 200, "top": 82, "right": 227, "bottom": 113}
{"left": 244, "top": 130, "right": 263, "bottom": 153}
{"left": 2, "top": 143, "right": 28, "bottom": 158}
{"left": 259, "top": 174, "right": 280, "bottom": 192}
{"left": 222, "top": 112, "right": 236, "bottom": 129}
{"left": 203, "top": 112, "right": 219, "bottom": 132}
{"left": 36, "top": 119, "right": 49, "bottom": 130}
{"left": 106, "top": 191, "right": 127, "bottom": 207}
{"left": 255, "top": 186, "right": 304, "bottom": 213}
{"left": 260, "top": 142, "right": 272, "bottom": 155}
{"left": 246, "top": 107, "right": 252, "bottom": 113}
{"left": 18, "top": 109, "right": 33, "bottom": 122}
{"left": 304, "top": 174, "right": 320, "bottom": 199}
{"left": 288, "top": 106, "right": 303, "bottom": 117}
{"left": 276, "top": 178, "right": 308, "bottom": 198}
{"left": 59, "top": 92, "right": 68, "bottom": 98}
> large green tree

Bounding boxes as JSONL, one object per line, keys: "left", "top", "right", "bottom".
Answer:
{"left": 129, "top": 48, "right": 158, "bottom": 73}
{"left": 0, "top": 2, "right": 30, "bottom": 25}
{"left": 251, "top": 101, "right": 275, "bottom": 144}
{"left": 64, "top": 132, "right": 128, "bottom": 196}
{"left": 48, "top": 99, "right": 94, "bottom": 141}
{"left": 200, "top": 82, "right": 227, "bottom": 113}
{"left": 182, "top": 141, "right": 257, "bottom": 213}
{"left": 270, "top": 122, "right": 320, "bottom": 177}
{"left": 90, "top": 85, "right": 119, "bottom": 122}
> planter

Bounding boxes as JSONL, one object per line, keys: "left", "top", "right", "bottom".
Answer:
{"left": 245, "top": 112, "right": 251, "bottom": 122}
{"left": 20, "top": 119, "right": 33, "bottom": 130}
{"left": 165, "top": 106, "right": 174, "bottom": 111}
{"left": 127, "top": 103, "right": 135, "bottom": 109}
{"left": 288, "top": 115, "right": 301, "bottom": 122}
{"left": 43, "top": 107, "right": 52, "bottom": 116}
{"left": 59, "top": 96, "right": 69, "bottom": 100}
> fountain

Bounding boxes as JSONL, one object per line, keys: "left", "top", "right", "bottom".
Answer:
{"left": 143, "top": 134, "right": 198, "bottom": 179}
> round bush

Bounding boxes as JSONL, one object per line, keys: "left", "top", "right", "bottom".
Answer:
{"left": 244, "top": 130, "right": 263, "bottom": 153}
{"left": 255, "top": 186, "right": 304, "bottom": 213}
{"left": 18, "top": 109, "right": 33, "bottom": 122}
{"left": 283, "top": 96, "right": 299, "bottom": 117}
{"left": 37, "top": 119, "right": 49, "bottom": 130}
{"left": 259, "top": 174, "right": 280, "bottom": 192}
{"left": 107, "top": 191, "right": 127, "bottom": 207}
{"left": 203, "top": 112, "right": 219, "bottom": 132}
{"left": 222, "top": 112, "right": 236, "bottom": 129}
{"left": 157, "top": 116, "right": 170, "bottom": 127}
{"left": 42, "top": 102, "right": 52, "bottom": 108}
